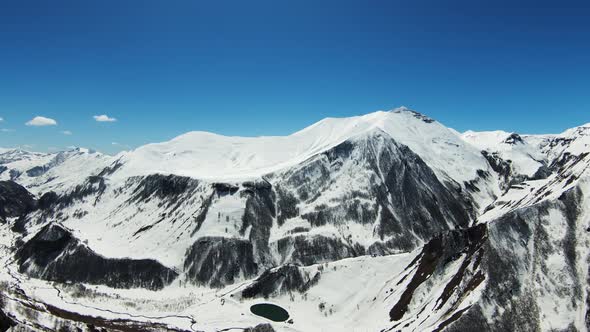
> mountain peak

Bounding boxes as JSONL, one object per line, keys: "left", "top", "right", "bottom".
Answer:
{"left": 390, "top": 106, "right": 435, "bottom": 123}
{"left": 114, "top": 107, "right": 486, "bottom": 185}
{"left": 503, "top": 133, "right": 524, "bottom": 145}
{"left": 390, "top": 105, "right": 412, "bottom": 113}
{"left": 562, "top": 122, "right": 590, "bottom": 136}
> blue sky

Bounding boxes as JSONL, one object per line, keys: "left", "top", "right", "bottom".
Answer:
{"left": 1, "top": 0, "right": 589, "bottom": 154}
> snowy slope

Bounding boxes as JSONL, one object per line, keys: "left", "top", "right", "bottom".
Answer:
{"left": 17, "top": 125, "right": 479, "bottom": 274}
{"left": 0, "top": 109, "right": 589, "bottom": 332}
{"left": 461, "top": 130, "right": 546, "bottom": 178}
{"left": 463, "top": 122, "right": 590, "bottom": 222}
{"left": 533, "top": 122, "right": 590, "bottom": 159}
{"left": 0, "top": 149, "right": 53, "bottom": 180}
{"left": 0, "top": 147, "right": 113, "bottom": 195}
{"left": 462, "top": 123, "right": 590, "bottom": 182}
{"left": 116, "top": 108, "right": 490, "bottom": 185}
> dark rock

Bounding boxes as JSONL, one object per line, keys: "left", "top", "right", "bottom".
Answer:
{"left": 393, "top": 109, "right": 435, "bottom": 123}
{"left": 276, "top": 131, "right": 473, "bottom": 258}
{"left": 531, "top": 164, "right": 551, "bottom": 180}
{"left": 503, "top": 133, "right": 524, "bottom": 145}
{"left": 26, "top": 165, "right": 49, "bottom": 177}
{"left": 275, "top": 186, "right": 299, "bottom": 226}
{"left": 213, "top": 183, "right": 239, "bottom": 196}
{"left": 56, "top": 176, "right": 107, "bottom": 208}
{"left": 184, "top": 237, "right": 257, "bottom": 288}
{"left": 0, "top": 308, "right": 16, "bottom": 332}
{"left": 129, "top": 174, "right": 199, "bottom": 204}
{"left": 482, "top": 151, "right": 512, "bottom": 188}
{"left": 190, "top": 193, "right": 214, "bottom": 236}
{"left": 16, "top": 224, "right": 177, "bottom": 290}
{"left": 277, "top": 235, "right": 364, "bottom": 266}
{"left": 240, "top": 181, "right": 276, "bottom": 267}
{"left": 25, "top": 152, "right": 68, "bottom": 177}
{"left": 37, "top": 191, "right": 59, "bottom": 210}
{"left": 0, "top": 181, "right": 36, "bottom": 219}
{"left": 446, "top": 186, "right": 585, "bottom": 331}
{"left": 389, "top": 224, "right": 487, "bottom": 321}
{"left": 241, "top": 265, "right": 321, "bottom": 298}
{"left": 9, "top": 169, "right": 21, "bottom": 181}
{"left": 244, "top": 324, "right": 275, "bottom": 332}
{"left": 97, "top": 160, "right": 123, "bottom": 177}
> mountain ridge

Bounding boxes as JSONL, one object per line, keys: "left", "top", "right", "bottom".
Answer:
{"left": 0, "top": 108, "right": 588, "bottom": 331}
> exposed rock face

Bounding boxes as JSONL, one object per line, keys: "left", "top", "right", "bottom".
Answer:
{"left": 16, "top": 224, "right": 178, "bottom": 290}
{"left": 25, "top": 165, "right": 49, "bottom": 177}
{"left": 240, "top": 264, "right": 321, "bottom": 299}
{"left": 239, "top": 179, "right": 276, "bottom": 268}
{"left": 55, "top": 175, "right": 107, "bottom": 207}
{"left": 8, "top": 169, "right": 20, "bottom": 181}
{"left": 245, "top": 324, "right": 276, "bottom": 332}
{"left": 37, "top": 191, "right": 59, "bottom": 210}
{"left": 481, "top": 151, "right": 546, "bottom": 190}
{"left": 503, "top": 133, "right": 524, "bottom": 145}
{"left": 376, "top": 177, "right": 589, "bottom": 332}
{"left": 444, "top": 186, "right": 588, "bottom": 332}
{"left": 267, "top": 131, "right": 475, "bottom": 262}
{"left": 276, "top": 235, "right": 364, "bottom": 266}
{"left": 184, "top": 236, "right": 257, "bottom": 288}
{"left": 388, "top": 224, "right": 487, "bottom": 324}
{"left": 0, "top": 308, "right": 16, "bottom": 332}
{"left": 25, "top": 152, "right": 68, "bottom": 178}
{"left": 0, "top": 181, "right": 36, "bottom": 221}
{"left": 129, "top": 174, "right": 201, "bottom": 204}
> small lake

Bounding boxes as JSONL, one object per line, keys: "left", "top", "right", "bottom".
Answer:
{"left": 250, "top": 303, "right": 290, "bottom": 322}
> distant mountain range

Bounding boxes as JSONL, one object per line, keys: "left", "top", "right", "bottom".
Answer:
{"left": 1, "top": 107, "right": 589, "bottom": 331}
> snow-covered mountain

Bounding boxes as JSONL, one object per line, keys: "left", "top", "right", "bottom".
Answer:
{"left": 0, "top": 147, "right": 112, "bottom": 195}
{"left": 0, "top": 108, "right": 588, "bottom": 332}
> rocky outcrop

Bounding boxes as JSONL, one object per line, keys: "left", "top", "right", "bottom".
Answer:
{"left": 276, "top": 235, "right": 364, "bottom": 266}
{"left": 183, "top": 236, "right": 257, "bottom": 288}
{"left": 16, "top": 224, "right": 178, "bottom": 290}
{"left": 55, "top": 176, "right": 107, "bottom": 207}
{"left": 389, "top": 224, "right": 487, "bottom": 322}
{"left": 446, "top": 186, "right": 587, "bottom": 331}
{"left": 271, "top": 130, "right": 474, "bottom": 254}
{"left": 25, "top": 152, "right": 68, "bottom": 177}
{"left": 240, "top": 180, "right": 276, "bottom": 267}
{"left": 0, "top": 181, "right": 36, "bottom": 221}
{"left": 129, "top": 174, "right": 201, "bottom": 205}
{"left": 0, "top": 308, "right": 16, "bottom": 332}
{"left": 382, "top": 183, "right": 588, "bottom": 332}
{"left": 245, "top": 324, "right": 276, "bottom": 332}
{"left": 25, "top": 165, "right": 49, "bottom": 177}
{"left": 240, "top": 264, "right": 321, "bottom": 299}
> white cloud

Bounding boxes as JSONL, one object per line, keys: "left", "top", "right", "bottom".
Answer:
{"left": 1, "top": 128, "right": 14, "bottom": 132}
{"left": 0, "top": 117, "right": 3, "bottom": 122}
{"left": 94, "top": 114, "right": 117, "bottom": 122}
{"left": 61, "top": 130, "right": 73, "bottom": 135}
{"left": 26, "top": 116, "right": 57, "bottom": 126}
